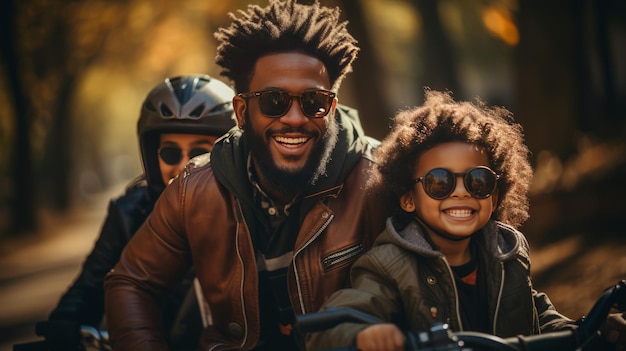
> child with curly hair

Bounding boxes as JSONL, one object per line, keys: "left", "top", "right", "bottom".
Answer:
{"left": 306, "top": 90, "right": 626, "bottom": 351}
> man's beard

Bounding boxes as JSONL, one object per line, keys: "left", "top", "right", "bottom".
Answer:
{"left": 242, "top": 113, "right": 339, "bottom": 196}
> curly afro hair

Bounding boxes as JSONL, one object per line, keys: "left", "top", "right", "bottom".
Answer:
{"left": 214, "top": 0, "right": 359, "bottom": 93}
{"left": 368, "top": 89, "right": 533, "bottom": 229}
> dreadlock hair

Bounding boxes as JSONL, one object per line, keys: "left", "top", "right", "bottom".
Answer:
{"left": 214, "top": 0, "right": 359, "bottom": 93}
{"left": 368, "top": 89, "right": 533, "bottom": 229}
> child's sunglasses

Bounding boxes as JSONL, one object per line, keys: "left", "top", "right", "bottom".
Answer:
{"left": 414, "top": 166, "right": 500, "bottom": 200}
{"left": 158, "top": 146, "right": 210, "bottom": 165}
{"left": 237, "top": 88, "right": 336, "bottom": 118}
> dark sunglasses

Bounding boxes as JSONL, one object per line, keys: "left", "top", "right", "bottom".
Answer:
{"left": 414, "top": 166, "right": 500, "bottom": 200}
{"left": 238, "top": 89, "right": 336, "bottom": 118}
{"left": 158, "top": 146, "right": 209, "bottom": 165}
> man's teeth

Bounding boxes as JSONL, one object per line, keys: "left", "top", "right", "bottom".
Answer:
{"left": 274, "top": 136, "right": 308, "bottom": 144}
{"left": 445, "top": 209, "right": 473, "bottom": 217}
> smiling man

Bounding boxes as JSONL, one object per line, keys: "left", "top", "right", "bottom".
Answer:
{"left": 104, "top": 1, "right": 389, "bottom": 350}
{"left": 235, "top": 53, "right": 339, "bottom": 204}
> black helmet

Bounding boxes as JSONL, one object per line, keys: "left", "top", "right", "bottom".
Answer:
{"left": 138, "top": 74, "right": 236, "bottom": 194}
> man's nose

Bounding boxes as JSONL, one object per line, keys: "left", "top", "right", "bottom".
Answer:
{"left": 279, "top": 99, "right": 309, "bottom": 126}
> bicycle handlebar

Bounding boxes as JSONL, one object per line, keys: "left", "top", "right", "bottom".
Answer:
{"left": 13, "top": 281, "right": 626, "bottom": 351}
{"left": 13, "top": 325, "right": 111, "bottom": 351}
{"left": 297, "top": 280, "right": 626, "bottom": 351}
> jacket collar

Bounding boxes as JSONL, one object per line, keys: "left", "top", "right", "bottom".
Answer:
{"left": 377, "top": 217, "right": 523, "bottom": 262}
{"left": 210, "top": 105, "right": 373, "bottom": 207}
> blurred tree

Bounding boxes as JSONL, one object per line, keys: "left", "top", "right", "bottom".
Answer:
{"left": 411, "top": 0, "right": 461, "bottom": 95}
{"left": 337, "top": 0, "right": 463, "bottom": 139}
{"left": 2, "top": 0, "right": 182, "bottom": 235}
{"left": 515, "top": 0, "right": 626, "bottom": 243}
{"left": 0, "top": 0, "right": 36, "bottom": 234}
{"left": 574, "top": 0, "right": 620, "bottom": 133}
{"left": 337, "top": 0, "right": 394, "bottom": 139}
{"left": 515, "top": 0, "right": 581, "bottom": 157}
{"left": 515, "top": 0, "right": 624, "bottom": 158}
{"left": 3, "top": 0, "right": 131, "bottom": 235}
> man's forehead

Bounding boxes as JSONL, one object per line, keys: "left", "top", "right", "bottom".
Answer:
{"left": 250, "top": 52, "right": 331, "bottom": 91}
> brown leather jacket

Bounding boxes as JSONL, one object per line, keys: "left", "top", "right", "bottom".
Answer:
{"left": 104, "top": 107, "right": 388, "bottom": 350}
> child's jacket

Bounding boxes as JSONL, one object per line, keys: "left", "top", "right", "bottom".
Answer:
{"left": 306, "top": 218, "right": 576, "bottom": 350}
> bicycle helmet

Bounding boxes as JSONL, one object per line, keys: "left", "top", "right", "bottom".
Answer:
{"left": 138, "top": 74, "right": 236, "bottom": 194}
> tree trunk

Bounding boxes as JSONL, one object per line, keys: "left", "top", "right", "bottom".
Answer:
{"left": 0, "top": 0, "right": 38, "bottom": 235}
{"left": 336, "top": 0, "right": 393, "bottom": 140}
{"left": 40, "top": 77, "right": 77, "bottom": 210}
{"left": 412, "top": 0, "right": 461, "bottom": 95}
{"left": 515, "top": 0, "right": 579, "bottom": 157}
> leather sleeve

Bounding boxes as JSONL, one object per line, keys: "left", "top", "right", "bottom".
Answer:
{"left": 104, "top": 178, "right": 191, "bottom": 351}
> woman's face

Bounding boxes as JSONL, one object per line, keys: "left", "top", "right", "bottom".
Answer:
{"left": 400, "top": 141, "right": 499, "bottom": 241}
{"left": 158, "top": 133, "right": 218, "bottom": 186}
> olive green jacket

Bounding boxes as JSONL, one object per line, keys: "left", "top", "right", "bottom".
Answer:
{"left": 306, "top": 218, "right": 575, "bottom": 350}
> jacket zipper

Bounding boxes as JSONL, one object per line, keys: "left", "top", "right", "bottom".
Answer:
{"left": 292, "top": 212, "right": 335, "bottom": 313}
{"left": 492, "top": 262, "right": 505, "bottom": 334}
{"left": 321, "top": 243, "right": 364, "bottom": 270}
{"left": 441, "top": 256, "right": 463, "bottom": 331}
{"left": 233, "top": 200, "right": 249, "bottom": 349}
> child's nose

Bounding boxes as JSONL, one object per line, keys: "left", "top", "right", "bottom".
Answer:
{"left": 450, "top": 175, "right": 470, "bottom": 198}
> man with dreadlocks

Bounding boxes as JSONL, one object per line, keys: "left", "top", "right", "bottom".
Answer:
{"left": 104, "top": 1, "right": 388, "bottom": 350}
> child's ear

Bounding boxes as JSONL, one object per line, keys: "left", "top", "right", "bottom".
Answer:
{"left": 400, "top": 193, "right": 416, "bottom": 212}
{"left": 490, "top": 187, "right": 499, "bottom": 212}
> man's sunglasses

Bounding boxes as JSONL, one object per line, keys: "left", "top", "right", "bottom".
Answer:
{"left": 238, "top": 89, "right": 336, "bottom": 118}
{"left": 414, "top": 166, "right": 500, "bottom": 200}
{"left": 158, "top": 146, "right": 210, "bottom": 165}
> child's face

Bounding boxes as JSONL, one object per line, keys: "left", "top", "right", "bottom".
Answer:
{"left": 400, "top": 141, "right": 499, "bottom": 240}
{"left": 158, "top": 133, "right": 218, "bottom": 186}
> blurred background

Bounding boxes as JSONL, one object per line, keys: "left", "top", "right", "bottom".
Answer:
{"left": 0, "top": 0, "right": 625, "bottom": 348}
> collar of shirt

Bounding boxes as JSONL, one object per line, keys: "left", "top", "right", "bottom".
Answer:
{"left": 246, "top": 155, "right": 295, "bottom": 219}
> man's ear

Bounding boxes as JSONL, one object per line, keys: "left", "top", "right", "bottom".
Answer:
{"left": 400, "top": 193, "right": 416, "bottom": 212}
{"left": 233, "top": 96, "right": 246, "bottom": 129}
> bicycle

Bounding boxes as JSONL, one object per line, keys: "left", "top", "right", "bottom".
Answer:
{"left": 296, "top": 280, "right": 626, "bottom": 351}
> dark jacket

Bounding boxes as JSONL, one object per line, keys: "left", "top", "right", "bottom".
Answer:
{"left": 306, "top": 218, "right": 576, "bottom": 350}
{"left": 104, "top": 107, "right": 389, "bottom": 351}
{"left": 49, "top": 181, "right": 201, "bottom": 350}
{"left": 50, "top": 182, "right": 155, "bottom": 326}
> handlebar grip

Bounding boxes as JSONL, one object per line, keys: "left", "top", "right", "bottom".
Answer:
{"left": 578, "top": 280, "right": 626, "bottom": 340}
{"left": 509, "top": 329, "right": 578, "bottom": 351}
{"left": 296, "top": 307, "right": 382, "bottom": 333}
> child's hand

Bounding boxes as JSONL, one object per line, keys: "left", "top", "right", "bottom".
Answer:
{"left": 602, "top": 312, "right": 626, "bottom": 350}
{"left": 356, "top": 323, "right": 405, "bottom": 351}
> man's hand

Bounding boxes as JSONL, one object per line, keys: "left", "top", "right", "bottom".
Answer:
{"left": 602, "top": 312, "right": 626, "bottom": 351}
{"left": 356, "top": 323, "right": 405, "bottom": 351}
